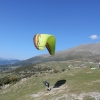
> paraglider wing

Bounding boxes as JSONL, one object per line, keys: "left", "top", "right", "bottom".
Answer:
{"left": 91, "top": 68, "right": 97, "bottom": 70}
{"left": 33, "top": 34, "right": 56, "bottom": 55}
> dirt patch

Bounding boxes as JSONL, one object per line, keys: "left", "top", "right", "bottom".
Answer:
{"left": 30, "top": 85, "right": 100, "bottom": 100}
{"left": 30, "top": 85, "right": 68, "bottom": 100}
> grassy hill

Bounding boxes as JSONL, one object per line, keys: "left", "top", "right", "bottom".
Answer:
{"left": 0, "top": 42, "right": 100, "bottom": 99}
{"left": 0, "top": 61, "right": 100, "bottom": 100}
{"left": 0, "top": 68, "right": 100, "bottom": 100}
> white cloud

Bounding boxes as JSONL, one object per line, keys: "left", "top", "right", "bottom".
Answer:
{"left": 90, "top": 35, "right": 99, "bottom": 40}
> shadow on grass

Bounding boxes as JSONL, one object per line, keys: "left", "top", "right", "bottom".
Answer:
{"left": 53, "top": 79, "right": 66, "bottom": 88}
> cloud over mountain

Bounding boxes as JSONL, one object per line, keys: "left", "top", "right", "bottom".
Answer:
{"left": 90, "top": 35, "right": 99, "bottom": 40}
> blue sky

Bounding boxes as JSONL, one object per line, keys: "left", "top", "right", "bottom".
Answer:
{"left": 0, "top": 0, "right": 100, "bottom": 60}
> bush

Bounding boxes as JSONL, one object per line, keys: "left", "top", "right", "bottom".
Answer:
{"left": 9, "top": 75, "right": 18, "bottom": 83}
{"left": 53, "top": 69, "right": 59, "bottom": 73}
{"left": 62, "top": 69, "right": 65, "bottom": 72}
{"left": 4, "top": 77, "right": 10, "bottom": 85}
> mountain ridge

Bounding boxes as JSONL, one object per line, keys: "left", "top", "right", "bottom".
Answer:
{"left": 14, "top": 42, "right": 100, "bottom": 66}
{"left": 0, "top": 58, "right": 20, "bottom": 65}
{"left": 1, "top": 42, "right": 100, "bottom": 66}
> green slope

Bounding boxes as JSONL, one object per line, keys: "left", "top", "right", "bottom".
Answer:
{"left": 0, "top": 67, "right": 100, "bottom": 100}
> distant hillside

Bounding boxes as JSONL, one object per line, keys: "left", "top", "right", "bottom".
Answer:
{"left": 0, "top": 58, "right": 20, "bottom": 65}
{"left": 14, "top": 42, "right": 100, "bottom": 66}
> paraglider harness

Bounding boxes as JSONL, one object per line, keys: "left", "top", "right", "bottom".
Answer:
{"left": 43, "top": 81, "right": 51, "bottom": 91}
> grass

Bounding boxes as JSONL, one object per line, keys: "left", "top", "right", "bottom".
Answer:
{"left": 66, "top": 68, "right": 100, "bottom": 93}
{"left": 0, "top": 62, "right": 100, "bottom": 100}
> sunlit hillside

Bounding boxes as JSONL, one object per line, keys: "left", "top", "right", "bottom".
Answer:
{"left": 10, "top": 42, "right": 100, "bottom": 66}
{"left": 0, "top": 61, "right": 100, "bottom": 100}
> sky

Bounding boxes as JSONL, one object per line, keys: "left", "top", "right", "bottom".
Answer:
{"left": 0, "top": 0, "right": 100, "bottom": 60}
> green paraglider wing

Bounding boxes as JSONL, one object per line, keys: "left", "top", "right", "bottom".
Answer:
{"left": 33, "top": 34, "right": 56, "bottom": 55}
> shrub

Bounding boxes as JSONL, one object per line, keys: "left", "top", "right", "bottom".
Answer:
{"left": 4, "top": 77, "right": 10, "bottom": 85}
{"left": 9, "top": 75, "right": 17, "bottom": 83}
{"left": 53, "top": 69, "right": 59, "bottom": 73}
{"left": 62, "top": 69, "right": 65, "bottom": 72}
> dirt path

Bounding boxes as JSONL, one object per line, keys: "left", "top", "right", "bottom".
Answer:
{"left": 30, "top": 85, "right": 100, "bottom": 100}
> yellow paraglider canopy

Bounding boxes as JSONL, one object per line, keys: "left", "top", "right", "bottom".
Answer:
{"left": 33, "top": 34, "right": 56, "bottom": 55}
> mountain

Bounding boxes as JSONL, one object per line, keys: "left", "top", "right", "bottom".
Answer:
{"left": 0, "top": 58, "right": 20, "bottom": 65}
{"left": 14, "top": 42, "right": 100, "bottom": 66}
